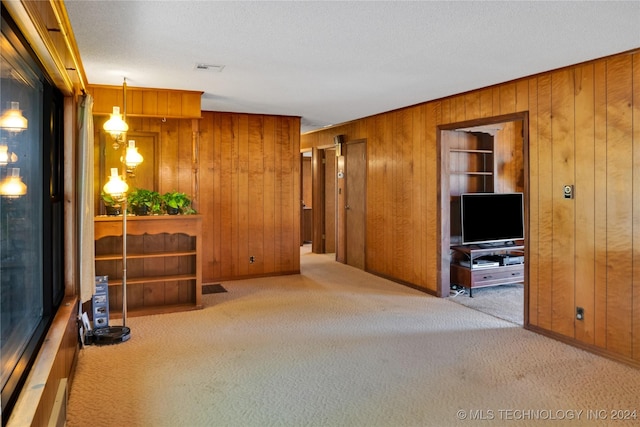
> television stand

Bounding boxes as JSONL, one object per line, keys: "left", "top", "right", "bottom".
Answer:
{"left": 450, "top": 243, "right": 524, "bottom": 297}
{"left": 476, "top": 240, "right": 517, "bottom": 249}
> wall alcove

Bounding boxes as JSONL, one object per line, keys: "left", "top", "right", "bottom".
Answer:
{"left": 96, "top": 130, "right": 159, "bottom": 215}
{"left": 438, "top": 112, "right": 528, "bottom": 301}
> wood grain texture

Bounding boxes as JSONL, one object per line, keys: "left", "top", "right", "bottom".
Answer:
{"left": 604, "top": 55, "right": 634, "bottom": 358}
{"left": 574, "top": 63, "right": 596, "bottom": 345}
{"left": 95, "top": 110, "right": 300, "bottom": 284}
{"left": 633, "top": 53, "right": 640, "bottom": 362}
{"left": 526, "top": 78, "right": 539, "bottom": 327}
{"left": 196, "top": 112, "right": 300, "bottom": 281}
{"left": 593, "top": 60, "right": 608, "bottom": 349}
{"left": 87, "top": 84, "right": 202, "bottom": 118}
{"left": 550, "top": 69, "right": 576, "bottom": 337}
{"left": 94, "top": 216, "right": 202, "bottom": 315}
{"left": 301, "top": 50, "right": 640, "bottom": 365}
{"left": 535, "top": 74, "right": 554, "bottom": 331}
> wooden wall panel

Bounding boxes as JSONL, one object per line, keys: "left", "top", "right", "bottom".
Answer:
{"left": 365, "top": 117, "right": 381, "bottom": 267}
{"left": 425, "top": 103, "right": 440, "bottom": 293}
{"left": 634, "top": 53, "right": 640, "bottom": 361}
{"left": 237, "top": 115, "right": 250, "bottom": 277}
{"left": 300, "top": 49, "right": 640, "bottom": 365}
{"left": 574, "top": 63, "right": 596, "bottom": 345}
{"left": 494, "top": 122, "right": 524, "bottom": 193}
{"left": 248, "top": 116, "right": 266, "bottom": 274}
{"left": 527, "top": 77, "right": 539, "bottom": 326}
{"left": 593, "top": 60, "right": 608, "bottom": 349}
{"left": 535, "top": 75, "right": 553, "bottom": 330}
{"left": 605, "top": 55, "right": 634, "bottom": 358}
{"left": 87, "top": 84, "right": 202, "bottom": 118}
{"left": 550, "top": 69, "right": 575, "bottom": 337}
{"left": 101, "top": 111, "right": 300, "bottom": 284}
{"left": 196, "top": 112, "right": 300, "bottom": 281}
{"left": 262, "top": 116, "right": 277, "bottom": 274}
{"left": 411, "top": 105, "right": 425, "bottom": 286}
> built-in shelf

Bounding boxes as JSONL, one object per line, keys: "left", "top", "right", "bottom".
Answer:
{"left": 94, "top": 215, "right": 203, "bottom": 317}
{"left": 450, "top": 148, "right": 493, "bottom": 154}
{"left": 95, "top": 250, "right": 197, "bottom": 261}
{"left": 451, "top": 171, "right": 494, "bottom": 176}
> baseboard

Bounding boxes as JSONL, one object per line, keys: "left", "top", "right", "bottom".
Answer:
{"left": 526, "top": 324, "right": 640, "bottom": 369}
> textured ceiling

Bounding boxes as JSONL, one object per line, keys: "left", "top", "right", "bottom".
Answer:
{"left": 64, "top": 1, "right": 640, "bottom": 133}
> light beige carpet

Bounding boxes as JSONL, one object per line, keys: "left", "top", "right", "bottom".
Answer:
{"left": 67, "top": 249, "right": 640, "bottom": 427}
{"left": 449, "top": 283, "right": 524, "bottom": 325}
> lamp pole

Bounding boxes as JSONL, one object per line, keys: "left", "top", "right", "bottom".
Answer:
{"left": 121, "top": 196, "right": 128, "bottom": 327}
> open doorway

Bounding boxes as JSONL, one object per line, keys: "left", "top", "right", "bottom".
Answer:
{"left": 301, "top": 151, "right": 313, "bottom": 246}
{"left": 439, "top": 113, "right": 528, "bottom": 325}
{"left": 307, "top": 146, "right": 337, "bottom": 255}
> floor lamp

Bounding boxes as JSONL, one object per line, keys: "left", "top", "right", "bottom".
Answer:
{"left": 93, "top": 168, "right": 131, "bottom": 344}
{"left": 92, "top": 79, "right": 143, "bottom": 344}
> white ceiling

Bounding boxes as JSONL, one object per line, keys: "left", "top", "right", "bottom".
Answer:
{"left": 64, "top": 1, "right": 640, "bottom": 133}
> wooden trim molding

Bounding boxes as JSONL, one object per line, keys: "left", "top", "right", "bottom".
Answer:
{"left": 7, "top": 298, "right": 79, "bottom": 427}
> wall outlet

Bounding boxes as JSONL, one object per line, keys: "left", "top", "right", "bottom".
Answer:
{"left": 249, "top": 256, "right": 255, "bottom": 264}
{"left": 576, "top": 307, "right": 584, "bottom": 321}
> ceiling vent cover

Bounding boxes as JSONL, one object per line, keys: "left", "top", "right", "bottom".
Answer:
{"left": 194, "top": 63, "right": 225, "bottom": 72}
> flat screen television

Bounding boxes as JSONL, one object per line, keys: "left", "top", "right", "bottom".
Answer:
{"left": 460, "top": 192, "right": 524, "bottom": 246}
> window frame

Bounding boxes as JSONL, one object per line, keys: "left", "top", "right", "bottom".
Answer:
{"left": 0, "top": 6, "right": 65, "bottom": 422}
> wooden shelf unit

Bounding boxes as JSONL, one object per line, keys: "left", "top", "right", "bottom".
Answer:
{"left": 449, "top": 131, "right": 496, "bottom": 244}
{"left": 449, "top": 142, "right": 495, "bottom": 185}
{"left": 94, "top": 215, "right": 203, "bottom": 317}
{"left": 450, "top": 243, "right": 524, "bottom": 297}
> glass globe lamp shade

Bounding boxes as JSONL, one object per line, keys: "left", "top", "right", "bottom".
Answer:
{"left": 103, "top": 106, "right": 128, "bottom": 139}
{"left": 103, "top": 168, "right": 128, "bottom": 200}
{"left": 0, "top": 102, "right": 28, "bottom": 132}
{"left": 0, "top": 168, "right": 27, "bottom": 198}
{"left": 125, "top": 140, "right": 143, "bottom": 169}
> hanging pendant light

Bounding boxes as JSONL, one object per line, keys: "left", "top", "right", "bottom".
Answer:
{"left": 103, "top": 78, "right": 129, "bottom": 146}
{"left": 103, "top": 106, "right": 128, "bottom": 141}
{"left": 0, "top": 167, "right": 27, "bottom": 197}
{"left": 103, "top": 167, "right": 128, "bottom": 200}
{"left": 0, "top": 102, "right": 28, "bottom": 133}
{"left": 124, "top": 140, "right": 143, "bottom": 171}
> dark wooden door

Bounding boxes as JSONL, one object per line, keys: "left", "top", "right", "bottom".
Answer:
{"left": 344, "top": 141, "right": 366, "bottom": 269}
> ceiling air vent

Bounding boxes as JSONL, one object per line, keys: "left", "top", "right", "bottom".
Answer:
{"left": 194, "top": 63, "right": 225, "bottom": 72}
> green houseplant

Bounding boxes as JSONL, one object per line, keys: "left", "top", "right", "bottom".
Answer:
{"left": 101, "top": 190, "right": 122, "bottom": 216}
{"left": 127, "top": 188, "right": 161, "bottom": 216}
{"left": 161, "top": 190, "right": 196, "bottom": 215}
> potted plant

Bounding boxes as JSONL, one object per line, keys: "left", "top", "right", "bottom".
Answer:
{"left": 101, "top": 190, "right": 122, "bottom": 216}
{"left": 161, "top": 190, "right": 196, "bottom": 215}
{"left": 127, "top": 188, "right": 161, "bottom": 216}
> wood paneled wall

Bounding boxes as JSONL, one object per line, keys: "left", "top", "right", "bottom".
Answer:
{"left": 94, "top": 111, "right": 301, "bottom": 283}
{"left": 93, "top": 116, "right": 196, "bottom": 212}
{"left": 88, "top": 84, "right": 202, "bottom": 118}
{"left": 198, "top": 112, "right": 301, "bottom": 281}
{"left": 301, "top": 49, "right": 640, "bottom": 366}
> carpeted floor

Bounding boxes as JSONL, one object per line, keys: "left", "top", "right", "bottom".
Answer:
{"left": 66, "top": 248, "right": 640, "bottom": 427}
{"left": 449, "top": 283, "right": 524, "bottom": 325}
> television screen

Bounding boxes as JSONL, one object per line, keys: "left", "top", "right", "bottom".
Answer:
{"left": 460, "top": 193, "right": 524, "bottom": 246}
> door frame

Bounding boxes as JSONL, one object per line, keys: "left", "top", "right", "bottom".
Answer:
{"left": 438, "top": 112, "right": 529, "bottom": 320}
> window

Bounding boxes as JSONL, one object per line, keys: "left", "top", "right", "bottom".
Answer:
{"left": 1, "top": 8, "right": 64, "bottom": 421}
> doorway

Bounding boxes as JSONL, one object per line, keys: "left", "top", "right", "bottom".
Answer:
{"left": 439, "top": 113, "right": 528, "bottom": 324}
{"left": 301, "top": 151, "right": 313, "bottom": 245}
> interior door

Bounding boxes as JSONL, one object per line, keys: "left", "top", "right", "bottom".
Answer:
{"left": 343, "top": 141, "right": 366, "bottom": 269}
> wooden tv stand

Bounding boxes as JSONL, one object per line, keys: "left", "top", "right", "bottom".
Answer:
{"left": 450, "top": 243, "right": 524, "bottom": 297}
